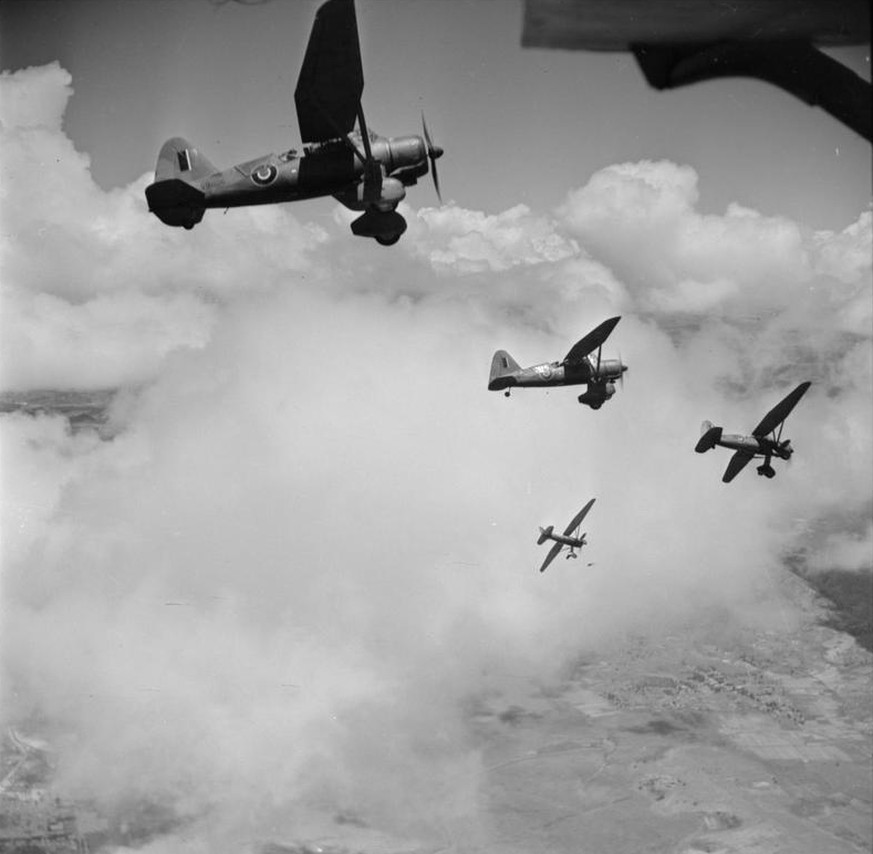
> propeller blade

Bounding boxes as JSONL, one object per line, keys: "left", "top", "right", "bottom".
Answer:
{"left": 421, "top": 112, "right": 444, "bottom": 204}
{"left": 431, "top": 158, "right": 442, "bottom": 203}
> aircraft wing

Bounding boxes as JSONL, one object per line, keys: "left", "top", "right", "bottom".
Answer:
{"left": 563, "top": 498, "right": 596, "bottom": 536}
{"left": 294, "top": 0, "right": 364, "bottom": 145}
{"left": 521, "top": 0, "right": 871, "bottom": 141}
{"left": 722, "top": 450, "right": 755, "bottom": 483}
{"left": 752, "top": 381, "right": 811, "bottom": 438}
{"left": 539, "top": 541, "right": 564, "bottom": 573}
{"left": 563, "top": 317, "right": 621, "bottom": 366}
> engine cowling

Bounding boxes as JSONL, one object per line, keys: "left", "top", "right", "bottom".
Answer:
{"left": 592, "top": 358, "right": 626, "bottom": 383}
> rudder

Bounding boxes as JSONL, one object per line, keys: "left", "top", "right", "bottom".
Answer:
{"left": 489, "top": 350, "right": 521, "bottom": 390}
{"left": 154, "top": 137, "right": 217, "bottom": 183}
{"left": 146, "top": 138, "right": 215, "bottom": 230}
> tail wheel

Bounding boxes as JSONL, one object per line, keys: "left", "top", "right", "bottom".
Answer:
{"left": 376, "top": 234, "right": 401, "bottom": 246}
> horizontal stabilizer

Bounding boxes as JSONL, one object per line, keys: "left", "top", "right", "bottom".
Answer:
{"left": 489, "top": 350, "right": 521, "bottom": 390}
{"left": 145, "top": 179, "right": 206, "bottom": 229}
{"left": 695, "top": 423, "right": 722, "bottom": 453}
{"left": 537, "top": 525, "right": 554, "bottom": 545}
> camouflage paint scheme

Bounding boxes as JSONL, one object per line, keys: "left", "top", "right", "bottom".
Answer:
{"left": 145, "top": 0, "right": 442, "bottom": 245}
{"left": 488, "top": 316, "right": 627, "bottom": 409}
{"left": 695, "top": 381, "right": 812, "bottom": 482}
{"left": 537, "top": 498, "right": 596, "bottom": 573}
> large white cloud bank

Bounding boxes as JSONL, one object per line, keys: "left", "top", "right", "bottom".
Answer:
{"left": 1, "top": 64, "right": 870, "bottom": 852}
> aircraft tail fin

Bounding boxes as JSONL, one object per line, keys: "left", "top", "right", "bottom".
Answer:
{"left": 154, "top": 137, "right": 217, "bottom": 183}
{"left": 537, "top": 525, "right": 554, "bottom": 545}
{"left": 489, "top": 350, "right": 521, "bottom": 390}
{"left": 146, "top": 138, "right": 214, "bottom": 229}
{"left": 695, "top": 422, "right": 723, "bottom": 453}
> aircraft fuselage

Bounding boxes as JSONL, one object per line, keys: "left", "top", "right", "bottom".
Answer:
{"left": 194, "top": 133, "right": 429, "bottom": 211}
{"left": 714, "top": 434, "right": 792, "bottom": 461}
{"left": 544, "top": 532, "right": 587, "bottom": 548}
{"left": 488, "top": 357, "right": 625, "bottom": 391}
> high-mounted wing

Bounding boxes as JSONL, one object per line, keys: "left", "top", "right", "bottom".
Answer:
{"left": 539, "top": 541, "right": 564, "bottom": 573}
{"left": 563, "top": 317, "right": 621, "bottom": 366}
{"left": 722, "top": 450, "right": 755, "bottom": 483}
{"left": 294, "top": 0, "right": 364, "bottom": 145}
{"left": 563, "top": 498, "right": 596, "bottom": 536}
{"left": 752, "top": 381, "right": 811, "bottom": 438}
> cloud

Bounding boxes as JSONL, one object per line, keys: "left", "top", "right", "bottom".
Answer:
{"left": 806, "top": 522, "right": 873, "bottom": 573}
{"left": 558, "top": 160, "right": 871, "bottom": 322}
{"left": 0, "top": 62, "right": 72, "bottom": 131}
{"left": 408, "top": 203, "right": 578, "bottom": 273}
{"left": 1, "top": 64, "right": 871, "bottom": 852}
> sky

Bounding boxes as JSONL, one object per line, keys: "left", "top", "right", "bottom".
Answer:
{"left": 0, "top": 2, "right": 871, "bottom": 852}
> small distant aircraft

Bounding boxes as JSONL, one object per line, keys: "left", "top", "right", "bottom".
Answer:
{"left": 488, "top": 317, "right": 627, "bottom": 409}
{"left": 695, "top": 381, "right": 811, "bottom": 483}
{"left": 537, "top": 499, "right": 596, "bottom": 572}
{"left": 145, "top": 0, "right": 443, "bottom": 245}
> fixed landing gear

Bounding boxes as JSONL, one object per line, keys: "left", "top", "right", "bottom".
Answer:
{"left": 757, "top": 464, "right": 776, "bottom": 478}
{"left": 504, "top": 390, "right": 511, "bottom": 398}
{"left": 375, "top": 233, "right": 401, "bottom": 246}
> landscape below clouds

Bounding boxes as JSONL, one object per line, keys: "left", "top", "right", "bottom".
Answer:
{"left": 0, "top": 63, "right": 870, "bottom": 852}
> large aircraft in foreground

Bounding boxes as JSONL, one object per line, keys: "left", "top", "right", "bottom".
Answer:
{"left": 695, "top": 381, "right": 811, "bottom": 483}
{"left": 145, "top": 0, "right": 443, "bottom": 245}
{"left": 522, "top": 0, "right": 870, "bottom": 141}
{"left": 488, "top": 317, "right": 627, "bottom": 409}
{"left": 537, "top": 499, "right": 596, "bottom": 572}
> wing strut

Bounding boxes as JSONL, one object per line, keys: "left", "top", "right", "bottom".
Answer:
{"left": 356, "top": 105, "right": 383, "bottom": 201}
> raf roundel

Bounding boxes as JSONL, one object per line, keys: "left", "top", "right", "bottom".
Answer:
{"left": 251, "top": 164, "right": 278, "bottom": 186}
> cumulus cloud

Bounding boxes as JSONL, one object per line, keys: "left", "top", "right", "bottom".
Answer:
{"left": 408, "top": 203, "right": 578, "bottom": 273}
{"left": 1, "top": 64, "right": 871, "bottom": 852}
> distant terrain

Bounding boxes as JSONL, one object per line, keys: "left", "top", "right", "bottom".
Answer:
{"left": 1, "top": 389, "right": 871, "bottom": 852}
{"left": 0, "top": 388, "right": 116, "bottom": 436}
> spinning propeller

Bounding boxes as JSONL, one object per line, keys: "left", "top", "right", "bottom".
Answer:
{"left": 421, "top": 114, "right": 444, "bottom": 203}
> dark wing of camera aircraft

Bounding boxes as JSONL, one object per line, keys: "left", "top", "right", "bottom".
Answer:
{"left": 522, "top": 0, "right": 870, "bottom": 141}
{"left": 537, "top": 498, "right": 596, "bottom": 573}
{"left": 694, "top": 381, "right": 812, "bottom": 483}
{"left": 488, "top": 316, "right": 627, "bottom": 409}
{"left": 145, "top": 0, "right": 443, "bottom": 245}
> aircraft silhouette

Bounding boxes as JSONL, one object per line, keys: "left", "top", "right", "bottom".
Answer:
{"left": 145, "top": 0, "right": 443, "bottom": 245}
{"left": 488, "top": 317, "right": 627, "bottom": 409}
{"left": 537, "top": 499, "right": 596, "bottom": 572}
{"left": 695, "top": 381, "right": 811, "bottom": 482}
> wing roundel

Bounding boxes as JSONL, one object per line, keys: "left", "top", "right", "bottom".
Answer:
{"left": 295, "top": 0, "right": 364, "bottom": 145}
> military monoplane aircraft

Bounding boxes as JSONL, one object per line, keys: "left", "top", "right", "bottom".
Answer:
{"left": 695, "top": 381, "right": 811, "bottom": 483}
{"left": 488, "top": 317, "right": 627, "bottom": 409}
{"left": 145, "top": 0, "right": 443, "bottom": 245}
{"left": 537, "top": 499, "right": 596, "bottom": 572}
